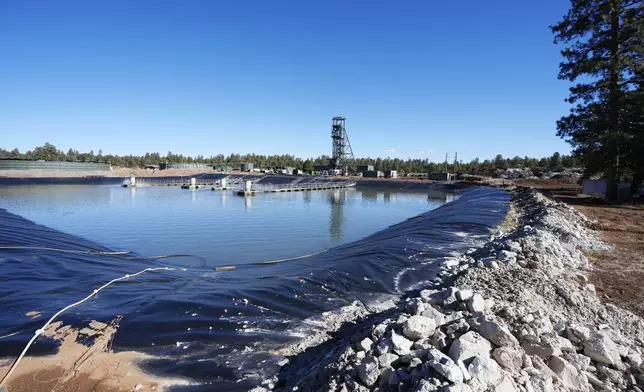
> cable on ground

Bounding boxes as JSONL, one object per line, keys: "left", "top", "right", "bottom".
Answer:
{"left": 323, "top": 267, "right": 372, "bottom": 313}
{"left": 214, "top": 248, "right": 329, "bottom": 271}
{"left": 0, "top": 246, "right": 327, "bottom": 270}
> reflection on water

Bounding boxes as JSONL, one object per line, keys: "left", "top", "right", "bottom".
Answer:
{"left": 361, "top": 188, "right": 379, "bottom": 202}
{"left": 329, "top": 189, "right": 347, "bottom": 241}
{"left": 0, "top": 185, "right": 460, "bottom": 265}
{"left": 384, "top": 191, "right": 394, "bottom": 204}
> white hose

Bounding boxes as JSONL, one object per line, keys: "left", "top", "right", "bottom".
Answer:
{"left": 0, "top": 246, "right": 131, "bottom": 256}
{"left": 0, "top": 266, "right": 177, "bottom": 389}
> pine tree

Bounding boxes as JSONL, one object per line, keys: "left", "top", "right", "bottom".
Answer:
{"left": 552, "top": 0, "right": 643, "bottom": 199}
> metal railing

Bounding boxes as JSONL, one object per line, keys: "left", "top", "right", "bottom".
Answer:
{"left": 237, "top": 181, "right": 356, "bottom": 192}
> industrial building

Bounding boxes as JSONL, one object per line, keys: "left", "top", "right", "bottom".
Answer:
{"left": 363, "top": 170, "right": 384, "bottom": 178}
{"left": 214, "top": 165, "right": 233, "bottom": 172}
{"left": 159, "top": 163, "right": 209, "bottom": 170}
{"left": 241, "top": 163, "right": 254, "bottom": 172}
{"left": 385, "top": 170, "right": 398, "bottom": 178}
{"left": 274, "top": 166, "right": 295, "bottom": 175}
{"left": 357, "top": 165, "right": 374, "bottom": 172}
{"left": 428, "top": 172, "right": 454, "bottom": 181}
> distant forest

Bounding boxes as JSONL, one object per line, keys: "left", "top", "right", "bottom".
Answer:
{"left": 0, "top": 143, "right": 579, "bottom": 175}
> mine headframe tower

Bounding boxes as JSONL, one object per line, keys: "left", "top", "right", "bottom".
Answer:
{"left": 331, "top": 117, "right": 354, "bottom": 175}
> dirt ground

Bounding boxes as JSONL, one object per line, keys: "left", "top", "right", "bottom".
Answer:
{"left": 0, "top": 318, "right": 186, "bottom": 392}
{"left": 527, "top": 179, "right": 644, "bottom": 318}
{"left": 568, "top": 199, "right": 644, "bottom": 317}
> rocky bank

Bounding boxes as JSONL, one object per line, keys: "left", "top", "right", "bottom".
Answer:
{"left": 262, "top": 188, "right": 644, "bottom": 392}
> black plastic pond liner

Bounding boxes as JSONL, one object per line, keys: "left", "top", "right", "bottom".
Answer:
{"left": 0, "top": 187, "right": 509, "bottom": 391}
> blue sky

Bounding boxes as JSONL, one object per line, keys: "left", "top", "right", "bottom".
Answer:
{"left": 0, "top": 0, "right": 573, "bottom": 162}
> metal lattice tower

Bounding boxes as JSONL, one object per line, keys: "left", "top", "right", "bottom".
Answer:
{"left": 331, "top": 117, "right": 354, "bottom": 174}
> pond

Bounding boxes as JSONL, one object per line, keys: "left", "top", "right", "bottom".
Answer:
{"left": 0, "top": 184, "right": 509, "bottom": 390}
{"left": 0, "top": 185, "right": 458, "bottom": 266}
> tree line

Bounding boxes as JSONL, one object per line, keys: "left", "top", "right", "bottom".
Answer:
{"left": 0, "top": 143, "right": 578, "bottom": 175}
{"left": 553, "top": 0, "right": 643, "bottom": 197}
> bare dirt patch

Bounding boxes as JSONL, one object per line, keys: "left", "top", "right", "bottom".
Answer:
{"left": 0, "top": 318, "right": 186, "bottom": 392}
{"left": 548, "top": 194, "right": 644, "bottom": 318}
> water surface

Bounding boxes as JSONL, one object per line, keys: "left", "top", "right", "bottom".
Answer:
{"left": 0, "top": 185, "right": 457, "bottom": 265}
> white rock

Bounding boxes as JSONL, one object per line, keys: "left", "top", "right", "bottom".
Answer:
{"left": 531, "top": 317, "right": 554, "bottom": 336}
{"left": 468, "top": 294, "right": 486, "bottom": 313}
{"left": 484, "top": 299, "right": 495, "bottom": 314}
{"left": 598, "top": 363, "right": 624, "bottom": 384}
{"left": 584, "top": 372, "right": 606, "bottom": 390}
{"left": 408, "top": 298, "right": 429, "bottom": 315}
{"left": 413, "top": 340, "right": 432, "bottom": 350}
{"left": 547, "top": 356, "right": 588, "bottom": 392}
{"left": 616, "top": 344, "right": 630, "bottom": 357}
{"left": 478, "top": 318, "right": 519, "bottom": 347}
{"left": 583, "top": 334, "right": 621, "bottom": 365}
{"left": 432, "top": 329, "right": 448, "bottom": 350}
{"left": 428, "top": 348, "right": 464, "bottom": 384}
{"left": 521, "top": 314, "right": 535, "bottom": 324}
{"left": 553, "top": 322, "right": 566, "bottom": 335}
{"left": 420, "top": 289, "right": 443, "bottom": 305}
{"left": 403, "top": 315, "right": 437, "bottom": 341}
{"left": 377, "top": 353, "right": 399, "bottom": 368}
{"left": 467, "top": 377, "right": 487, "bottom": 392}
{"left": 626, "top": 351, "right": 643, "bottom": 367}
{"left": 492, "top": 346, "right": 523, "bottom": 372}
{"left": 449, "top": 331, "right": 492, "bottom": 363}
{"left": 444, "top": 257, "right": 461, "bottom": 268}
{"left": 522, "top": 354, "right": 533, "bottom": 369}
{"left": 440, "top": 384, "right": 473, "bottom": 392}
{"left": 356, "top": 351, "right": 365, "bottom": 360}
{"left": 491, "top": 375, "right": 519, "bottom": 392}
{"left": 357, "top": 337, "right": 374, "bottom": 352}
{"left": 442, "top": 287, "right": 459, "bottom": 306}
{"left": 498, "top": 250, "right": 518, "bottom": 262}
{"left": 356, "top": 356, "right": 380, "bottom": 386}
{"left": 421, "top": 306, "right": 447, "bottom": 327}
{"left": 525, "top": 374, "right": 553, "bottom": 392}
{"left": 445, "top": 311, "right": 466, "bottom": 324}
{"left": 564, "top": 353, "right": 591, "bottom": 372}
{"left": 415, "top": 379, "right": 439, "bottom": 392}
{"left": 565, "top": 324, "right": 591, "bottom": 344}
{"left": 505, "top": 241, "right": 522, "bottom": 253}
{"left": 391, "top": 331, "right": 413, "bottom": 355}
{"left": 456, "top": 289, "right": 474, "bottom": 302}
{"left": 457, "top": 360, "right": 471, "bottom": 381}
{"left": 521, "top": 339, "right": 560, "bottom": 358}
{"left": 372, "top": 322, "right": 389, "bottom": 339}
{"left": 467, "top": 355, "right": 503, "bottom": 387}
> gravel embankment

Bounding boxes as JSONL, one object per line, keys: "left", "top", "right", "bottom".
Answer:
{"left": 265, "top": 188, "right": 644, "bottom": 392}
